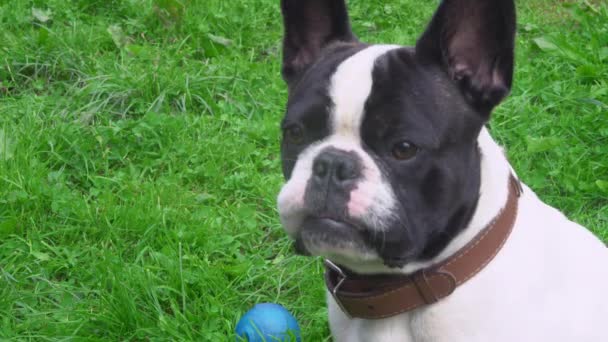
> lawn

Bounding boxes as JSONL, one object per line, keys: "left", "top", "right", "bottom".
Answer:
{"left": 0, "top": 0, "right": 606, "bottom": 340}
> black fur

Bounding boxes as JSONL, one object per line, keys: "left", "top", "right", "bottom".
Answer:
{"left": 416, "top": 0, "right": 516, "bottom": 115}
{"left": 280, "top": 0, "right": 358, "bottom": 89}
{"left": 359, "top": 48, "right": 483, "bottom": 264}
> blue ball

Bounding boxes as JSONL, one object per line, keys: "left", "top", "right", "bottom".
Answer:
{"left": 235, "top": 303, "right": 301, "bottom": 342}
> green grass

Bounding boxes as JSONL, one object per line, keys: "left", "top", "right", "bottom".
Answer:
{"left": 0, "top": 0, "right": 606, "bottom": 340}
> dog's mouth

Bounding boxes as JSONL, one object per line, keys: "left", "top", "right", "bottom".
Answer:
{"left": 293, "top": 217, "right": 372, "bottom": 257}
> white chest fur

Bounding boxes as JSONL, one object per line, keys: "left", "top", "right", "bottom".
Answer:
{"left": 327, "top": 129, "right": 608, "bottom": 342}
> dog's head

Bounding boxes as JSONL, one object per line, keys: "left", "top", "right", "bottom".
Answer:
{"left": 277, "top": 0, "right": 516, "bottom": 269}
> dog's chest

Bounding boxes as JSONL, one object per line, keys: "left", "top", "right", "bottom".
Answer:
{"left": 328, "top": 300, "right": 484, "bottom": 342}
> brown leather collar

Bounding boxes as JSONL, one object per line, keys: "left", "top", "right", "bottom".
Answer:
{"left": 325, "top": 175, "right": 522, "bottom": 319}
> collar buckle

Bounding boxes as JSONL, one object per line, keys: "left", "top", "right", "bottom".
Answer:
{"left": 324, "top": 259, "right": 351, "bottom": 318}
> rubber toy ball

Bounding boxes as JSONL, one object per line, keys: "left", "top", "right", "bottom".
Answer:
{"left": 235, "top": 303, "right": 302, "bottom": 341}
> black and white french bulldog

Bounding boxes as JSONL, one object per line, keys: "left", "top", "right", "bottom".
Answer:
{"left": 276, "top": 0, "right": 608, "bottom": 341}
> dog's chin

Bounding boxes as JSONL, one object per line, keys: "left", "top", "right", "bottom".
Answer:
{"left": 293, "top": 217, "right": 376, "bottom": 261}
{"left": 291, "top": 217, "right": 418, "bottom": 272}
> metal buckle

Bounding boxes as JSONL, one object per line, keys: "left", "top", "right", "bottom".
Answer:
{"left": 324, "top": 259, "right": 351, "bottom": 318}
{"left": 510, "top": 174, "right": 523, "bottom": 197}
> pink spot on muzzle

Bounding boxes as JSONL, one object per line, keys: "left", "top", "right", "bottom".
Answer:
{"left": 347, "top": 181, "right": 375, "bottom": 218}
{"left": 347, "top": 167, "right": 381, "bottom": 218}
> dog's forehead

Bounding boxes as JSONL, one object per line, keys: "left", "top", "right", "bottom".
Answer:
{"left": 329, "top": 45, "right": 401, "bottom": 140}
{"left": 286, "top": 44, "right": 403, "bottom": 139}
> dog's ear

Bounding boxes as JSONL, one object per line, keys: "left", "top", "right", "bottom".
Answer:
{"left": 280, "top": 0, "right": 357, "bottom": 88}
{"left": 416, "top": 0, "right": 516, "bottom": 115}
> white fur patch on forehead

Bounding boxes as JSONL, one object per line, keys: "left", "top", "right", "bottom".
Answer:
{"left": 329, "top": 45, "right": 400, "bottom": 140}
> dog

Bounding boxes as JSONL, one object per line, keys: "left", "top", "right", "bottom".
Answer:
{"left": 276, "top": 0, "right": 608, "bottom": 341}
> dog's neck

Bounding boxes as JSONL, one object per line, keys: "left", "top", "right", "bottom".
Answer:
{"left": 332, "top": 127, "right": 514, "bottom": 275}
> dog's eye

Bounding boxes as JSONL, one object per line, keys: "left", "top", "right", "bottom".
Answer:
{"left": 391, "top": 140, "right": 418, "bottom": 160}
{"left": 283, "top": 124, "right": 305, "bottom": 145}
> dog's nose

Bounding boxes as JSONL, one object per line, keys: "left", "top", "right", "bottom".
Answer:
{"left": 312, "top": 148, "right": 360, "bottom": 186}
